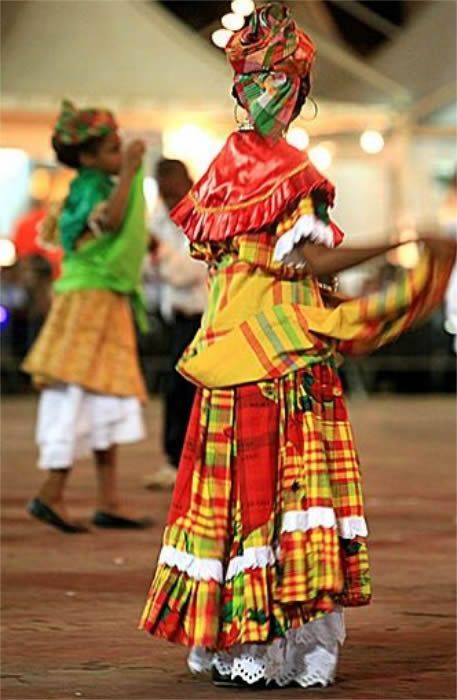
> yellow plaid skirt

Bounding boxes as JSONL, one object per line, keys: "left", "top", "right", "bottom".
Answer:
{"left": 140, "top": 361, "right": 370, "bottom": 649}
{"left": 22, "top": 289, "right": 146, "bottom": 401}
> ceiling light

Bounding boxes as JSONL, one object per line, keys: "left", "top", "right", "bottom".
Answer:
{"left": 360, "top": 130, "right": 384, "bottom": 154}
{"left": 231, "top": 0, "right": 255, "bottom": 17}
{"left": 221, "top": 13, "right": 245, "bottom": 31}
{"left": 212, "top": 28, "right": 233, "bottom": 49}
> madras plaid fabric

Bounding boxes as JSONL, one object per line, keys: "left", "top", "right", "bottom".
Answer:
{"left": 53, "top": 99, "right": 117, "bottom": 145}
{"left": 234, "top": 71, "right": 301, "bottom": 141}
{"left": 226, "top": 3, "right": 315, "bottom": 140}
{"left": 179, "top": 233, "right": 454, "bottom": 388}
{"left": 276, "top": 195, "right": 314, "bottom": 236}
{"left": 167, "top": 388, "right": 234, "bottom": 544}
{"left": 337, "top": 248, "right": 455, "bottom": 356}
{"left": 140, "top": 361, "right": 371, "bottom": 649}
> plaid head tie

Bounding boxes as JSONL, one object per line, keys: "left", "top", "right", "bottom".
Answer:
{"left": 53, "top": 99, "right": 118, "bottom": 146}
{"left": 226, "top": 3, "right": 316, "bottom": 141}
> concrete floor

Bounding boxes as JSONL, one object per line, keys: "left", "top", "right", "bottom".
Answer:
{"left": 2, "top": 395, "right": 456, "bottom": 699}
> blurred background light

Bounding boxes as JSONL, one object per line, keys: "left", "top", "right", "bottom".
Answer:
{"left": 231, "top": 0, "right": 255, "bottom": 17}
{"left": 0, "top": 148, "right": 28, "bottom": 184}
{"left": 309, "top": 144, "right": 333, "bottom": 171}
{"left": 286, "top": 127, "right": 310, "bottom": 151}
{"left": 387, "top": 227, "right": 420, "bottom": 268}
{"left": 0, "top": 239, "right": 17, "bottom": 268}
{"left": 0, "top": 304, "right": 10, "bottom": 328}
{"left": 30, "top": 168, "right": 52, "bottom": 201}
{"left": 143, "top": 176, "right": 159, "bottom": 216}
{"left": 221, "top": 13, "right": 245, "bottom": 31}
{"left": 211, "top": 28, "right": 233, "bottom": 49}
{"left": 163, "top": 124, "right": 224, "bottom": 178}
{"left": 360, "top": 129, "right": 385, "bottom": 154}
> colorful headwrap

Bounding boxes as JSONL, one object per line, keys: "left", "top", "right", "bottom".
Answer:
{"left": 53, "top": 99, "right": 118, "bottom": 146}
{"left": 226, "top": 3, "right": 316, "bottom": 141}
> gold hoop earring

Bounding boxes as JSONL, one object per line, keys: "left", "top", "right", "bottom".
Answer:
{"left": 234, "top": 102, "right": 253, "bottom": 131}
{"left": 299, "top": 97, "right": 318, "bottom": 122}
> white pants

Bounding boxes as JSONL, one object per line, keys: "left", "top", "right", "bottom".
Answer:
{"left": 36, "top": 384, "right": 145, "bottom": 469}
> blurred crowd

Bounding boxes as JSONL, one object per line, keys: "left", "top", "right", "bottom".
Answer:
{"left": 2, "top": 164, "right": 456, "bottom": 397}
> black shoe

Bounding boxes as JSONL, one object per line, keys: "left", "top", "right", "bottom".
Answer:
{"left": 288, "top": 680, "right": 327, "bottom": 689}
{"left": 91, "top": 511, "right": 154, "bottom": 529}
{"left": 211, "top": 667, "right": 240, "bottom": 687}
{"left": 211, "top": 667, "right": 267, "bottom": 689}
{"left": 27, "top": 498, "right": 89, "bottom": 534}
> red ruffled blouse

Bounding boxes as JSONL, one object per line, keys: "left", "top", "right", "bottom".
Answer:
{"left": 171, "top": 130, "right": 344, "bottom": 246}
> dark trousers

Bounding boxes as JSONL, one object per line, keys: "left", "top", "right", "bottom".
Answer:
{"left": 164, "top": 313, "right": 201, "bottom": 468}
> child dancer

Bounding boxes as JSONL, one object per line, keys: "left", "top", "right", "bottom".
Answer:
{"left": 140, "top": 4, "right": 454, "bottom": 688}
{"left": 23, "top": 100, "right": 152, "bottom": 533}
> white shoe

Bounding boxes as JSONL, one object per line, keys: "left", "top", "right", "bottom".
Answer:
{"left": 143, "top": 464, "right": 177, "bottom": 490}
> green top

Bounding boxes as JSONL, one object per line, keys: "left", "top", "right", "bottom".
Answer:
{"left": 59, "top": 167, "right": 114, "bottom": 254}
{"left": 55, "top": 166, "right": 148, "bottom": 331}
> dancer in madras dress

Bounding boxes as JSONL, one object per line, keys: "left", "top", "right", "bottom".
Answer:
{"left": 140, "top": 3, "right": 455, "bottom": 688}
{"left": 23, "top": 100, "right": 152, "bottom": 533}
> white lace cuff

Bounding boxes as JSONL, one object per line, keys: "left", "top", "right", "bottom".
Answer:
{"left": 273, "top": 214, "right": 334, "bottom": 263}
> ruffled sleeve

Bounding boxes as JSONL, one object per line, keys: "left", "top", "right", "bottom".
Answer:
{"left": 59, "top": 169, "right": 114, "bottom": 253}
{"left": 273, "top": 194, "right": 344, "bottom": 264}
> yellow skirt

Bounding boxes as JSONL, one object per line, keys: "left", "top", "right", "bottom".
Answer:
{"left": 22, "top": 289, "right": 147, "bottom": 402}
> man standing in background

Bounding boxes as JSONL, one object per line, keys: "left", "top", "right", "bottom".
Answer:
{"left": 145, "top": 159, "right": 207, "bottom": 489}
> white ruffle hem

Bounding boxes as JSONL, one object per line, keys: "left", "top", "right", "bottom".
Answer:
{"left": 157, "top": 511, "right": 368, "bottom": 584}
{"left": 188, "top": 610, "right": 345, "bottom": 688}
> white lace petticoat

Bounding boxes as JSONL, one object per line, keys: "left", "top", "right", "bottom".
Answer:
{"left": 187, "top": 609, "right": 345, "bottom": 688}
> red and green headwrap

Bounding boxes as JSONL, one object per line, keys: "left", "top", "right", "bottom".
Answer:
{"left": 226, "top": 3, "right": 316, "bottom": 141}
{"left": 53, "top": 99, "right": 118, "bottom": 146}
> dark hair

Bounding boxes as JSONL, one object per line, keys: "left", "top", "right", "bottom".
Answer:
{"left": 293, "top": 74, "right": 312, "bottom": 119}
{"left": 51, "top": 134, "right": 106, "bottom": 169}
{"left": 155, "top": 158, "right": 191, "bottom": 181}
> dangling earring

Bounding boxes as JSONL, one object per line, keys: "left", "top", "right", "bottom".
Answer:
{"left": 299, "top": 97, "right": 318, "bottom": 122}
{"left": 234, "top": 102, "right": 253, "bottom": 131}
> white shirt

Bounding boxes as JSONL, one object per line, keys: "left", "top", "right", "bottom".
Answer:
{"left": 445, "top": 219, "right": 457, "bottom": 352}
{"left": 149, "top": 201, "right": 208, "bottom": 320}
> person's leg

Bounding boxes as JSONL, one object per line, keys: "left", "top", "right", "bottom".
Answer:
{"left": 145, "top": 314, "right": 200, "bottom": 490}
{"left": 165, "top": 314, "right": 201, "bottom": 466}
{"left": 93, "top": 445, "right": 152, "bottom": 528}
{"left": 29, "top": 466, "right": 88, "bottom": 532}
{"left": 169, "top": 370, "right": 196, "bottom": 466}
{"left": 94, "top": 445, "right": 122, "bottom": 514}
{"left": 37, "top": 468, "right": 72, "bottom": 521}
{"left": 163, "top": 376, "right": 179, "bottom": 468}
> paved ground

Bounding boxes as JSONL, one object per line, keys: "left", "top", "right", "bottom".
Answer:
{"left": 1, "top": 395, "right": 456, "bottom": 700}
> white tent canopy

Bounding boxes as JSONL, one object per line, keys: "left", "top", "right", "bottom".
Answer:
{"left": 1, "top": 0, "right": 233, "bottom": 110}
{"left": 1, "top": 0, "right": 396, "bottom": 148}
{"left": 312, "top": 0, "right": 457, "bottom": 112}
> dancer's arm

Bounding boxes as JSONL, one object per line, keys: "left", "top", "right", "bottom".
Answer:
{"left": 289, "top": 241, "right": 402, "bottom": 276}
{"left": 286, "top": 237, "right": 453, "bottom": 277}
{"left": 104, "top": 140, "right": 145, "bottom": 231}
